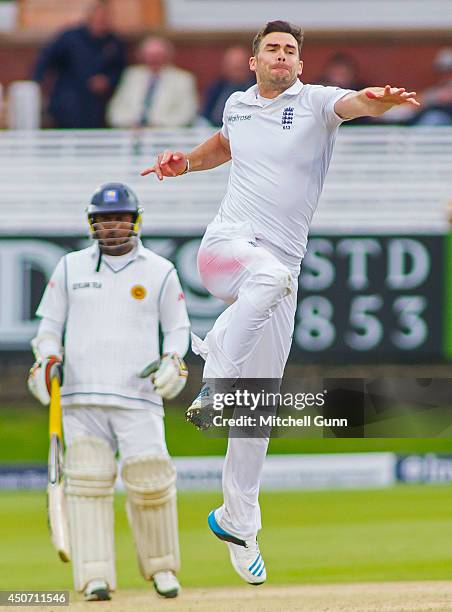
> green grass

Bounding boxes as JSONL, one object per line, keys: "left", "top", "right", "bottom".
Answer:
{"left": 1, "top": 404, "right": 452, "bottom": 463}
{"left": 1, "top": 486, "right": 452, "bottom": 590}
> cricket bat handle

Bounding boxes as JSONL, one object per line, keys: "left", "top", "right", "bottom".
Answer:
{"left": 49, "top": 377, "right": 62, "bottom": 440}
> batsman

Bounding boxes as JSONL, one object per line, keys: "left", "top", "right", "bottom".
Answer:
{"left": 28, "top": 183, "right": 190, "bottom": 601}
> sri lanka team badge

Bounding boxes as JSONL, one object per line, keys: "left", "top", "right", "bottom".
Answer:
{"left": 282, "top": 107, "right": 294, "bottom": 130}
{"left": 104, "top": 189, "right": 119, "bottom": 203}
{"left": 131, "top": 285, "right": 147, "bottom": 300}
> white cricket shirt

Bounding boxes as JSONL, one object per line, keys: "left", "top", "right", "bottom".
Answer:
{"left": 36, "top": 241, "right": 190, "bottom": 413}
{"left": 218, "top": 80, "right": 353, "bottom": 262}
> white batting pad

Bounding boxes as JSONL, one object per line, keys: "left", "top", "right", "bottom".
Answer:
{"left": 64, "top": 437, "right": 117, "bottom": 592}
{"left": 122, "top": 455, "right": 180, "bottom": 578}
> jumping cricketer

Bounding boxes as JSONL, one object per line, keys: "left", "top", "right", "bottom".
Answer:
{"left": 141, "top": 20, "right": 419, "bottom": 585}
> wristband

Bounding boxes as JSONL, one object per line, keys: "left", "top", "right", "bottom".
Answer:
{"left": 180, "top": 158, "right": 190, "bottom": 175}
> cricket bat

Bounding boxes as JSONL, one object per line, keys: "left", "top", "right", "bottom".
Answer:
{"left": 47, "top": 376, "right": 70, "bottom": 562}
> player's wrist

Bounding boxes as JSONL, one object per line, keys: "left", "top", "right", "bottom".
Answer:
{"left": 178, "top": 158, "right": 190, "bottom": 176}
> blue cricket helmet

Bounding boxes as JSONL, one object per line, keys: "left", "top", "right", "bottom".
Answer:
{"left": 87, "top": 182, "right": 142, "bottom": 219}
{"left": 87, "top": 183, "right": 143, "bottom": 264}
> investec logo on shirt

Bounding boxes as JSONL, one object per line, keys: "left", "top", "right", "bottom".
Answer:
{"left": 227, "top": 114, "right": 252, "bottom": 123}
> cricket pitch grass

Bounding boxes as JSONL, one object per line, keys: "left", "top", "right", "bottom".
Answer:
{"left": 2, "top": 488, "right": 452, "bottom": 611}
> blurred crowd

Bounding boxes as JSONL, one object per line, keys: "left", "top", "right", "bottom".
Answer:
{"left": 3, "top": 0, "right": 452, "bottom": 129}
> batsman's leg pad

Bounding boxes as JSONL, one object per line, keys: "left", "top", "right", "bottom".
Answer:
{"left": 121, "top": 455, "right": 180, "bottom": 579}
{"left": 64, "top": 437, "right": 117, "bottom": 592}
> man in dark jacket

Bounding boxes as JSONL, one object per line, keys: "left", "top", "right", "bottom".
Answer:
{"left": 202, "top": 46, "right": 255, "bottom": 127}
{"left": 33, "top": 0, "right": 125, "bottom": 128}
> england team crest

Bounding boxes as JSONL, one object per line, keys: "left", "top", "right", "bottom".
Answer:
{"left": 281, "top": 107, "right": 294, "bottom": 130}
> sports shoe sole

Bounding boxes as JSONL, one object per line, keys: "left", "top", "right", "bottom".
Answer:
{"left": 208, "top": 510, "right": 247, "bottom": 547}
{"left": 84, "top": 588, "right": 111, "bottom": 601}
{"left": 153, "top": 583, "right": 179, "bottom": 599}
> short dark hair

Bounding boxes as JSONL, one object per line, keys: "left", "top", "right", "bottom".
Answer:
{"left": 252, "top": 21, "right": 304, "bottom": 57}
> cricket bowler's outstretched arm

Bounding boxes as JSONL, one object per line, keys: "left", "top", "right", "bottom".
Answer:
{"left": 335, "top": 85, "right": 420, "bottom": 120}
{"left": 140, "top": 131, "right": 231, "bottom": 181}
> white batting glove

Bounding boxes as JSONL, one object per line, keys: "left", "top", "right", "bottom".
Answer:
{"left": 139, "top": 353, "right": 188, "bottom": 400}
{"left": 27, "top": 356, "right": 63, "bottom": 405}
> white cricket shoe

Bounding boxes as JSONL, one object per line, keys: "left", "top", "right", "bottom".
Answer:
{"left": 227, "top": 540, "right": 267, "bottom": 585}
{"left": 208, "top": 509, "right": 266, "bottom": 585}
{"left": 153, "top": 571, "right": 180, "bottom": 598}
{"left": 84, "top": 579, "right": 111, "bottom": 601}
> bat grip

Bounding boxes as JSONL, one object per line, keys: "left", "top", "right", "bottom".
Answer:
{"left": 49, "top": 377, "right": 62, "bottom": 440}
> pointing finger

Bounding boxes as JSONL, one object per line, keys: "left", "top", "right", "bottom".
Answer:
{"left": 140, "top": 167, "right": 155, "bottom": 177}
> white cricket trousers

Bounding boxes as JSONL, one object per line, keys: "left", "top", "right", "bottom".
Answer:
{"left": 63, "top": 406, "right": 168, "bottom": 459}
{"left": 193, "top": 220, "right": 299, "bottom": 539}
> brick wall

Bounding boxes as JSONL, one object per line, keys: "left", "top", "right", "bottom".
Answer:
{"left": 0, "top": 36, "right": 449, "bottom": 100}
{"left": 18, "top": 0, "right": 163, "bottom": 33}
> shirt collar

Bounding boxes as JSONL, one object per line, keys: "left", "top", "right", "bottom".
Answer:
{"left": 89, "top": 239, "right": 147, "bottom": 260}
{"left": 237, "top": 79, "right": 303, "bottom": 107}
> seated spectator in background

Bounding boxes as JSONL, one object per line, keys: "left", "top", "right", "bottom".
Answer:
{"left": 379, "top": 48, "right": 452, "bottom": 126}
{"left": 202, "top": 46, "right": 255, "bottom": 126}
{"left": 411, "top": 48, "right": 452, "bottom": 125}
{"left": 317, "top": 53, "right": 370, "bottom": 125}
{"left": 107, "top": 36, "right": 198, "bottom": 128}
{"left": 33, "top": 0, "right": 125, "bottom": 128}
{"left": 318, "top": 52, "right": 364, "bottom": 91}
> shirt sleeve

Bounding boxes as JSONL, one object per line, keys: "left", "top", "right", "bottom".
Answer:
{"left": 221, "top": 99, "right": 230, "bottom": 140}
{"left": 159, "top": 267, "right": 190, "bottom": 334}
{"left": 32, "top": 33, "right": 65, "bottom": 82}
{"left": 220, "top": 92, "right": 239, "bottom": 140}
{"left": 308, "top": 85, "right": 355, "bottom": 130}
{"left": 162, "top": 327, "right": 190, "bottom": 358}
{"left": 36, "top": 256, "right": 68, "bottom": 324}
{"left": 102, "top": 36, "right": 126, "bottom": 92}
{"left": 33, "top": 317, "right": 64, "bottom": 359}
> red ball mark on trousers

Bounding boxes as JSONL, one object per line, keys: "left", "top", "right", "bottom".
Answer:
{"left": 197, "top": 251, "right": 243, "bottom": 278}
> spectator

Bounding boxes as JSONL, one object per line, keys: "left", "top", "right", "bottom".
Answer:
{"left": 202, "top": 46, "right": 255, "bottom": 127}
{"left": 317, "top": 53, "right": 370, "bottom": 125}
{"left": 410, "top": 48, "right": 452, "bottom": 125}
{"left": 32, "top": 0, "right": 125, "bottom": 129}
{"left": 107, "top": 36, "right": 198, "bottom": 128}
{"left": 380, "top": 48, "right": 452, "bottom": 126}
{"left": 318, "top": 52, "right": 365, "bottom": 91}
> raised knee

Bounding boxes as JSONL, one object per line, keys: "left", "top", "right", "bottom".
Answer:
{"left": 253, "top": 266, "right": 292, "bottom": 300}
{"left": 271, "top": 267, "right": 292, "bottom": 298}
